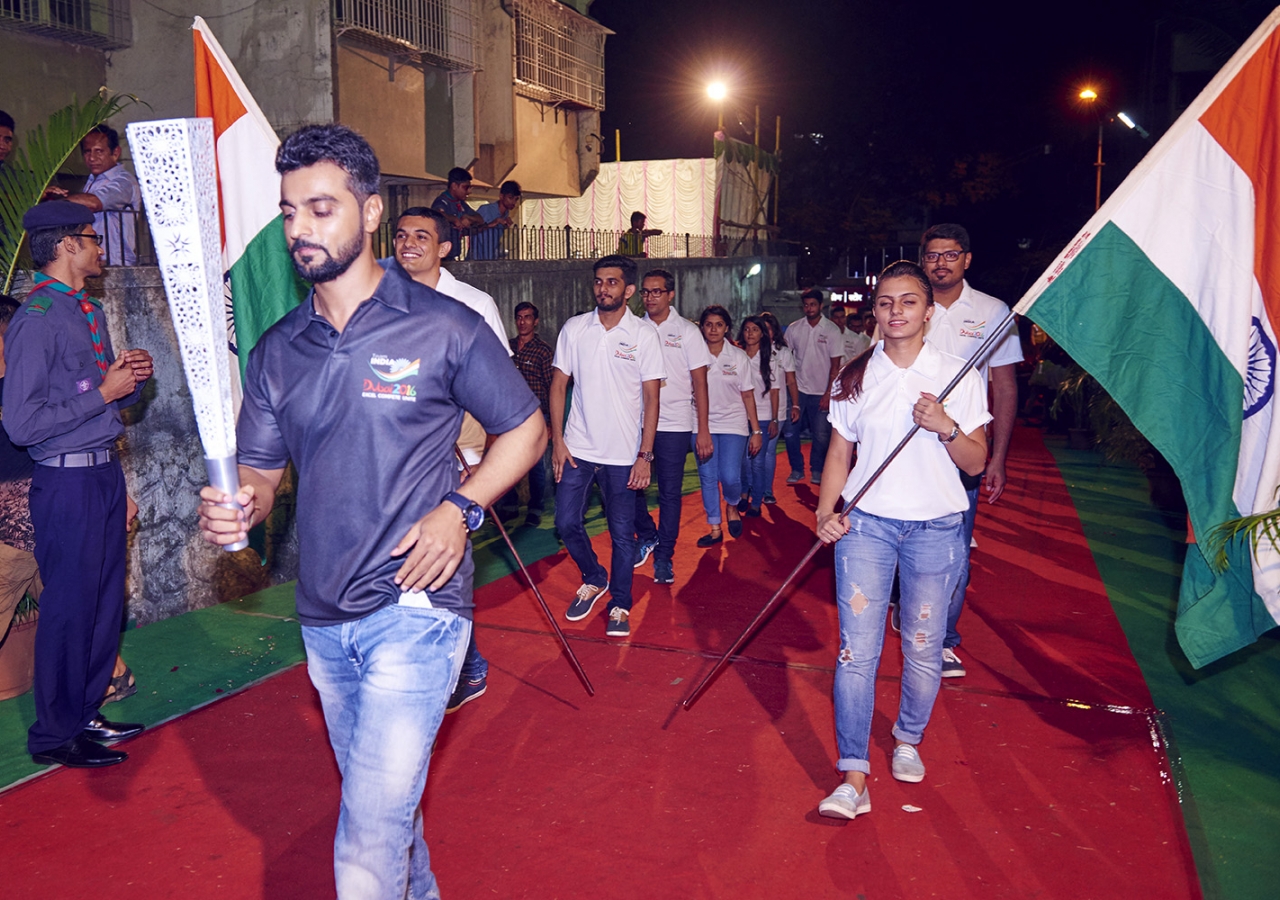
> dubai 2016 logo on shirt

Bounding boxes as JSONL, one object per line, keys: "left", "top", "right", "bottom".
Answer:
{"left": 615, "top": 342, "right": 638, "bottom": 361}
{"left": 959, "top": 318, "right": 987, "bottom": 339}
{"left": 364, "top": 353, "right": 419, "bottom": 402}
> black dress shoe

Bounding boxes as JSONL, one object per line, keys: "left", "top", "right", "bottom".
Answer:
{"left": 727, "top": 518, "right": 744, "bottom": 538}
{"left": 696, "top": 531, "right": 723, "bottom": 548}
{"left": 32, "top": 735, "right": 127, "bottom": 768}
{"left": 81, "top": 715, "right": 145, "bottom": 743}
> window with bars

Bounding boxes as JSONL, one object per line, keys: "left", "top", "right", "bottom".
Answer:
{"left": 332, "top": 0, "right": 479, "bottom": 71}
{"left": 513, "top": 0, "right": 608, "bottom": 110}
{"left": 0, "top": 0, "right": 131, "bottom": 50}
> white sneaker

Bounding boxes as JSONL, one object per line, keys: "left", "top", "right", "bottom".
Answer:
{"left": 941, "top": 647, "right": 966, "bottom": 678}
{"left": 818, "top": 783, "right": 871, "bottom": 820}
{"left": 891, "top": 744, "right": 926, "bottom": 783}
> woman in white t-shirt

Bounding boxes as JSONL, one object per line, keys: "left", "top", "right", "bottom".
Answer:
{"left": 757, "top": 311, "right": 796, "bottom": 506}
{"left": 693, "top": 305, "right": 762, "bottom": 546}
{"left": 736, "top": 315, "right": 781, "bottom": 516}
{"left": 813, "top": 261, "right": 991, "bottom": 821}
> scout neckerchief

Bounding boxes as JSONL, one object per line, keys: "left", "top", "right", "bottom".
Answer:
{"left": 30, "top": 275, "right": 109, "bottom": 379}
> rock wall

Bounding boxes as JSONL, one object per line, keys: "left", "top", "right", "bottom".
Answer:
{"left": 100, "top": 267, "right": 299, "bottom": 627}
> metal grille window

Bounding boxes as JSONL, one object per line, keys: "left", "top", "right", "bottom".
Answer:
{"left": 513, "top": 0, "right": 609, "bottom": 110}
{"left": 0, "top": 0, "right": 131, "bottom": 50}
{"left": 333, "top": 0, "right": 479, "bottom": 71}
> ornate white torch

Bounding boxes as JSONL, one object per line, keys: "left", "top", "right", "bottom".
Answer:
{"left": 127, "top": 118, "right": 247, "bottom": 551}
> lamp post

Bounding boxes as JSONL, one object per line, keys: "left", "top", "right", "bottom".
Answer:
{"left": 1079, "top": 88, "right": 1104, "bottom": 211}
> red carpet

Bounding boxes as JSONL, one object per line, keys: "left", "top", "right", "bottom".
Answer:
{"left": 0, "top": 428, "right": 1199, "bottom": 899}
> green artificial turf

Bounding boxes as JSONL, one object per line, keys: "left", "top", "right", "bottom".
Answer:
{"left": 0, "top": 455, "right": 708, "bottom": 790}
{"left": 1046, "top": 437, "right": 1280, "bottom": 900}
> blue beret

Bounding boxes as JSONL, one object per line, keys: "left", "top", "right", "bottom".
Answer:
{"left": 22, "top": 200, "right": 94, "bottom": 231}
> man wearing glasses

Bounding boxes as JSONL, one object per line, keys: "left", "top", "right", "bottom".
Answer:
{"left": 2, "top": 201, "right": 152, "bottom": 767}
{"left": 632, "top": 269, "right": 712, "bottom": 585}
{"left": 918, "top": 223, "right": 1023, "bottom": 678}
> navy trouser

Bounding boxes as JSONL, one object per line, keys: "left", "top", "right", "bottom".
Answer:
{"left": 554, "top": 458, "right": 637, "bottom": 611}
{"left": 27, "top": 459, "right": 127, "bottom": 754}
{"left": 633, "top": 430, "right": 692, "bottom": 564}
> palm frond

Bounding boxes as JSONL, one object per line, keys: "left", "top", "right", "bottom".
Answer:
{"left": 0, "top": 91, "right": 140, "bottom": 294}
{"left": 1206, "top": 487, "right": 1280, "bottom": 573}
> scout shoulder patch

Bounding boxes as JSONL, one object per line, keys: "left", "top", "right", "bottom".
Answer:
{"left": 24, "top": 295, "right": 53, "bottom": 316}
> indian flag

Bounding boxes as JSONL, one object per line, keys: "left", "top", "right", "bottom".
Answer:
{"left": 193, "top": 16, "right": 305, "bottom": 381}
{"left": 1017, "top": 10, "right": 1280, "bottom": 668}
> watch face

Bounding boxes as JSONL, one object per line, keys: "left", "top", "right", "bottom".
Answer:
{"left": 463, "top": 504, "right": 484, "bottom": 531}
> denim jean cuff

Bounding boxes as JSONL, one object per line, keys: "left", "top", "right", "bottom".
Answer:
{"left": 836, "top": 758, "right": 871, "bottom": 774}
{"left": 891, "top": 725, "right": 924, "bottom": 746}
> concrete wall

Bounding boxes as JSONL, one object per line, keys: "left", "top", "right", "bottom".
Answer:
{"left": 98, "top": 268, "right": 299, "bottom": 626}
{"left": 108, "top": 0, "right": 334, "bottom": 139}
{"left": 0, "top": 31, "right": 107, "bottom": 143}
{"left": 447, "top": 255, "right": 796, "bottom": 340}
{"left": 507, "top": 98, "right": 583, "bottom": 197}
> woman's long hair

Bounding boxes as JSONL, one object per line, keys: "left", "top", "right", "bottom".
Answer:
{"left": 758, "top": 310, "right": 786, "bottom": 349}
{"left": 738, "top": 315, "right": 774, "bottom": 392}
{"left": 832, "top": 261, "right": 934, "bottom": 402}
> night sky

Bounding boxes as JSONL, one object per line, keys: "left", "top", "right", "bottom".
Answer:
{"left": 590, "top": 0, "right": 1276, "bottom": 294}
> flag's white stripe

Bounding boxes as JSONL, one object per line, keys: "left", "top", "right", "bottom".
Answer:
{"left": 216, "top": 113, "right": 283, "bottom": 268}
{"left": 1110, "top": 122, "right": 1258, "bottom": 375}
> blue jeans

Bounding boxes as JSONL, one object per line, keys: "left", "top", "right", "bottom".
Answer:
{"left": 303, "top": 604, "right": 471, "bottom": 900}
{"left": 554, "top": 458, "right": 638, "bottom": 611}
{"left": 945, "top": 483, "right": 981, "bottom": 649}
{"left": 741, "top": 425, "right": 780, "bottom": 505}
{"left": 784, "top": 393, "right": 832, "bottom": 477}
{"left": 633, "top": 430, "right": 691, "bottom": 562}
{"left": 832, "top": 508, "right": 965, "bottom": 774}
{"left": 694, "top": 432, "right": 747, "bottom": 524}
{"left": 501, "top": 446, "right": 549, "bottom": 514}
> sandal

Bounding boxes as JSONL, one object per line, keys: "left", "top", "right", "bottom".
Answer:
{"left": 102, "top": 667, "right": 138, "bottom": 705}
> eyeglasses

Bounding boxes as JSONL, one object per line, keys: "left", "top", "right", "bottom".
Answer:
{"left": 640, "top": 289, "right": 671, "bottom": 297}
{"left": 922, "top": 250, "right": 963, "bottom": 263}
{"left": 69, "top": 232, "right": 103, "bottom": 244}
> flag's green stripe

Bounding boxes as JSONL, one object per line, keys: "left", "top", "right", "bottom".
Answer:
{"left": 1028, "top": 221, "right": 1272, "bottom": 666}
{"left": 229, "top": 214, "right": 307, "bottom": 379}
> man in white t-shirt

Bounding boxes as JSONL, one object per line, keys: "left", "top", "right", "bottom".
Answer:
{"left": 551, "top": 255, "right": 665, "bottom": 638}
{"left": 389, "top": 206, "right": 514, "bottom": 711}
{"left": 920, "top": 223, "right": 1023, "bottom": 678}
{"left": 632, "top": 268, "right": 712, "bottom": 585}
{"left": 835, "top": 305, "right": 872, "bottom": 364}
{"left": 783, "top": 289, "right": 844, "bottom": 485}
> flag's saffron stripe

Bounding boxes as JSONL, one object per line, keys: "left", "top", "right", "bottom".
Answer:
{"left": 1199, "top": 27, "right": 1280, "bottom": 343}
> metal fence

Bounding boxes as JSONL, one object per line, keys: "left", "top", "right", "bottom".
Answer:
{"left": 372, "top": 223, "right": 788, "bottom": 262}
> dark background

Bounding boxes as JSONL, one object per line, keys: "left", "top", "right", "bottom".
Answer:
{"left": 590, "top": 0, "right": 1274, "bottom": 299}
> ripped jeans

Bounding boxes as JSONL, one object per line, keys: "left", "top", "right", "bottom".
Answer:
{"left": 832, "top": 507, "right": 966, "bottom": 774}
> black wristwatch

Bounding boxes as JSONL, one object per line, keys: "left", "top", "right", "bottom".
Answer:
{"left": 443, "top": 491, "right": 485, "bottom": 531}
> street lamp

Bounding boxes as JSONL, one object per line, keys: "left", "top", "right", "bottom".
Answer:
{"left": 707, "top": 81, "right": 727, "bottom": 130}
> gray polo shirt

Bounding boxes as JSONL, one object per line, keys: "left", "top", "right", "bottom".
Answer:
{"left": 237, "top": 266, "right": 538, "bottom": 627}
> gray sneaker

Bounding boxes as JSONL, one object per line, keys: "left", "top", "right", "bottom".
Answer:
{"left": 941, "top": 647, "right": 966, "bottom": 678}
{"left": 891, "top": 744, "right": 925, "bottom": 783}
{"left": 633, "top": 537, "right": 658, "bottom": 568}
{"left": 818, "top": 783, "right": 871, "bottom": 820}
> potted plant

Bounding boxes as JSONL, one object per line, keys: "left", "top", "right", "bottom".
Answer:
{"left": 0, "top": 591, "right": 38, "bottom": 701}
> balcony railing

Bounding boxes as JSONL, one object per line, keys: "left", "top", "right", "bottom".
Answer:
{"left": 0, "top": 0, "right": 131, "bottom": 50}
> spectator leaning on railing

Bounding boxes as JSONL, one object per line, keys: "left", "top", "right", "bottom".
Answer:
{"left": 48, "top": 125, "right": 141, "bottom": 266}
{"left": 471, "top": 180, "right": 522, "bottom": 260}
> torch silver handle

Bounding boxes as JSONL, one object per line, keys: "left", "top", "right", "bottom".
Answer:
{"left": 205, "top": 455, "right": 249, "bottom": 552}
